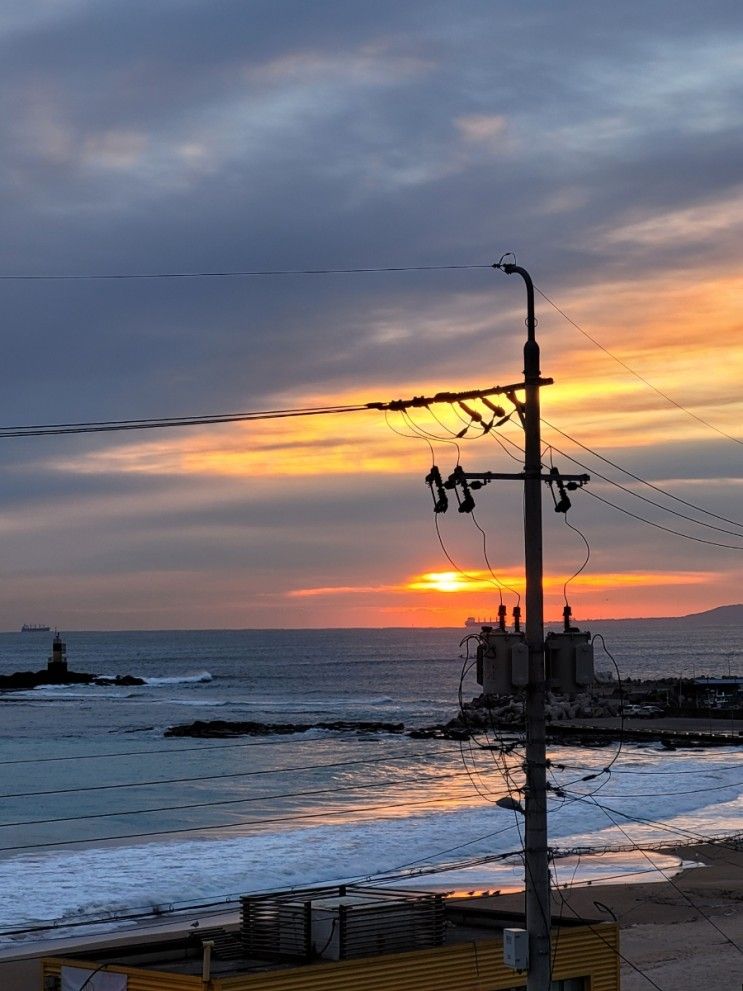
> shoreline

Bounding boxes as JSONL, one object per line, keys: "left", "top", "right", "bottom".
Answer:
{"left": 1, "top": 845, "right": 741, "bottom": 989}
{"left": 0, "top": 843, "right": 743, "bottom": 991}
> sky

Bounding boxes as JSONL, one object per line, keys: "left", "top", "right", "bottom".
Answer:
{"left": 0, "top": 1, "right": 742, "bottom": 629}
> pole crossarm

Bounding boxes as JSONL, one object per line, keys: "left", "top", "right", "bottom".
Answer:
{"left": 428, "top": 465, "right": 590, "bottom": 515}
{"left": 449, "top": 470, "right": 591, "bottom": 484}
{"left": 366, "top": 378, "right": 553, "bottom": 412}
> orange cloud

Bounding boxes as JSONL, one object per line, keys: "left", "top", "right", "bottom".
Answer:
{"left": 288, "top": 569, "right": 711, "bottom": 599}
{"left": 538, "top": 267, "right": 743, "bottom": 449}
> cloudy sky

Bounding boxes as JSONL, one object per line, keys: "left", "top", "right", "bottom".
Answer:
{"left": 0, "top": 1, "right": 742, "bottom": 629}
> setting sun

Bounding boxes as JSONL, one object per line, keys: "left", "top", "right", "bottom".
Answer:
{"left": 408, "top": 570, "right": 492, "bottom": 593}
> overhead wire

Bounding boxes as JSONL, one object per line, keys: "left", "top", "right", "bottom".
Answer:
{"left": 494, "top": 415, "right": 743, "bottom": 549}
{"left": 551, "top": 884, "right": 668, "bottom": 991}
{"left": 0, "top": 767, "right": 475, "bottom": 829}
{"left": 0, "top": 734, "right": 370, "bottom": 767}
{"left": 0, "top": 846, "right": 530, "bottom": 943}
{"left": 0, "top": 385, "right": 512, "bottom": 440}
{"left": 0, "top": 840, "right": 703, "bottom": 948}
{"left": 471, "top": 510, "right": 521, "bottom": 606}
{"left": 561, "top": 515, "right": 591, "bottom": 606}
{"left": 0, "top": 746, "right": 465, "bottom": 799}
{"left": 433, "top": 515, "right": 515, "bottom": 604}
{"left": 496, "top": 420, "right": 743, "bottom": 551}
{"left": 574, "top": 778, "right": 743, "bottom": 800}
{"left": 533, "top": 282, "right": 743, "bottom": 449}
{"left": 559, "top": 793, "right": 743, "bottom": 856}
{"left": 542, "top": 416, "right": 743, "bottom": 532}
{"left": 586, "top": 489, "right": 743, "bottom": 551}
{"left": 542, "top": 418, "right": 743, "bottom": 539}
{"left": 0, "top": 263, "right": 494, "bottom": 282}
{"left": 454, "top": 639, "right": 557, "bottom": 948}
{"left": 0, "top": 402, "right": 372, "bottom": 438}
{"left": 0, "top": 791, "right": 486, "bottom": 854}
{"left": 585, "top": 794, "right": 743, "bottom": 957}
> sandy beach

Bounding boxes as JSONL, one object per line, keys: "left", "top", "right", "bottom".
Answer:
{"left": 491, "top": 841, "right": 743, "bottom": 989}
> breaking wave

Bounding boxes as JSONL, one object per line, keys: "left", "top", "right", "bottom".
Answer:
{"left": 143, "top": 672, "right": 213, "bottom": 686}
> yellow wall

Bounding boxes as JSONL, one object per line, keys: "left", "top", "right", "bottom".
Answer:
{"left": 44, "top": 923, "right": 619, "bottom": 991}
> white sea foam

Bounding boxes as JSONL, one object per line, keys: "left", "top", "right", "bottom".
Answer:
{"left": 0, "top": 751, "right": 740, "bottom": 941}
{"left": 162, "top": 699, "right": 228, "bottom": 707}
{"left": 235, "top": 696, "right": 396, "bottom": 711}
{"left": 142, "top": 672, "right": 213, "bottom": 686}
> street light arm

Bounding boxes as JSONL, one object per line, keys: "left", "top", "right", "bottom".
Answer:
{"left": 493, "top": 262, "right": 536, "bottom": 344}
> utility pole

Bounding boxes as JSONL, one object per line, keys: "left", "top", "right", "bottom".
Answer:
{"left": 499, "top": 263, "right": 551, "bottom": 991}
{"left": 427, "top": 262, "right": 590, "bottom": 988}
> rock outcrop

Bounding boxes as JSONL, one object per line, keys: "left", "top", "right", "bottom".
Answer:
{"left": 165, "top": 719, "right": 406, "bottom": 738}
{"left": 0, "top": 669, "right": 145, "bottom": 690}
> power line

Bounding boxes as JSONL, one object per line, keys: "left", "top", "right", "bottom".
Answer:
{"left": 0, "top": 385, "right": 519, "bottom": 439}
{"left": 566, "top": 777, "right": 743, "bottom": 800}
{"left": 0, "top": 735, "right": 345, "bottom": 766}
{"left": 0, "top": 768, "right": 473, "bottom": 829}
{"left": 577, "top": 762, "right": 743, "bottom": 776}
{"left": 0, "top": 263, "right": 492, "bottom": 282}
{"left": 0, "top": 846, "right": 526, "bottom": 942}
{"left": 473, "top": 417, "right": 743, "bottom": 550}
{"left": 0, "top": 402, "right": 369, "bottom": 438}
{"left": 0, "top": 834, "right": 733, "bottom": 943}
{"left": 0, "top": 746, "right": 463, "bottom": 799}
{"left": 585, "top": 489, "right": 743, "bottom": 551}
{"left": 561, "top": 793, "right": 743, "bottom": 856}
{"left": 587, "top": 794, "right": 743, "bottom": 958}
{"left": 534, "top": 283, "right": 743, "bottom": 448}
{"left": 551, "top": 885, "right": 668, "bottom": 991}
{"left": 542, "top": 416, "right": 743, "bottom": 535}
{"left": 0, "top": 791, "right": 483, "bottom": 853}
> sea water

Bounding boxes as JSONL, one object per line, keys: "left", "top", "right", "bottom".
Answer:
{"left": 0, "top": 625, "right": 740, "bottom": 947}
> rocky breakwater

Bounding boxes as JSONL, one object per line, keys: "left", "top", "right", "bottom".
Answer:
{"left": 164, "top": 693, "right": 623, "bottom": 742}
{"left": 410, "top": 690, "right": 623, "bottom": 740}
{"left": 0, "top": 669, "right": 145, "bottom": 690}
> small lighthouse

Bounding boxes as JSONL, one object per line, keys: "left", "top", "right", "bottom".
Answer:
{"left": 47, "top": 631, "right": 68, "bottom": 680}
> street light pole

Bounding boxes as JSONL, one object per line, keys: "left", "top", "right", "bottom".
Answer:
{"left": 497, "top": 262, "right": 551, "bottom": 989}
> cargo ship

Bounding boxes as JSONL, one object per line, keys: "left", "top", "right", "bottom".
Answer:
{"left": 21, "top": 623, "right": 51, "bottom": 633}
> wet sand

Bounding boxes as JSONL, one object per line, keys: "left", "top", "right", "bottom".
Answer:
{"left": 490, "top": 842, "right": 743, "bottom": 990}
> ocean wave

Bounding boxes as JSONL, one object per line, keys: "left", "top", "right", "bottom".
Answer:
{"left": 10, "top": 689, "right": 137, "bottom": 701}
{"left": 0, "top": 796, "right": 717, "bottom": 942}
{"left": 163, "top": 699, "right": 228, "bottom": 707}
{"left": 143, "top": 672, "right": 213, "bottom": 686}
{"left": 231, "top": 695, "right": 395, "bottom": 711}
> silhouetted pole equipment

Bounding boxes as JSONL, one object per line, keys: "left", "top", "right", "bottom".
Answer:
{"left": 498, "top": 262, "right": 550, "bottom": 991}
{"left": 427, "top": 263, "right": 589, "bottom": 986}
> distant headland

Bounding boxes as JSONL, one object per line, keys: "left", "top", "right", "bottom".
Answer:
{"left": 580, "top": 603, "right": 743, "bottom": 625}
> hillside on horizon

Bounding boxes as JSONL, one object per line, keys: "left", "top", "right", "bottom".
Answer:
{"left": 584, "top": 603, "right": 743, "bottom": 625}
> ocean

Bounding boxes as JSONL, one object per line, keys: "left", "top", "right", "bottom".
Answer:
{"left": 0, "top": 624, "right": 740, "bottom": 949}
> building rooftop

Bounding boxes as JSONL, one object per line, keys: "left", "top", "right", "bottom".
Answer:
{"left": 45, "top": 888, "right": 606, "bottom": 982}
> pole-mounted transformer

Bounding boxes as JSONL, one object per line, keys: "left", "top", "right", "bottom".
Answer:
{"left": 545, "top": 605, "right": 595, "bottom": 692}
{"left": 476, "top": 604, "right": 595, "bottom": 695}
